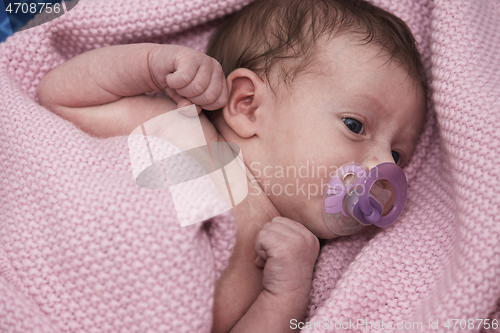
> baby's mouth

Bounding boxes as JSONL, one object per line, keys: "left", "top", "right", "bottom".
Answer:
{"left": 371, "top": 179, "right": 396, "bottom": 216}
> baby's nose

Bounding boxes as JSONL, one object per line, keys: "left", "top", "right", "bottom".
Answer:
{"left": 363, "top": 150, "right": 396, "bottom": 172}
{"left": 363, "top": 151, "right": 398, "bottom": 217}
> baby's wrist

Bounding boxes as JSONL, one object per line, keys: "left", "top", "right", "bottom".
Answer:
{"left": 262, "top": 285, "right": 311, "bottom": 309}
{"left": 264, "top": 271, "right": 314, "bottom": 301}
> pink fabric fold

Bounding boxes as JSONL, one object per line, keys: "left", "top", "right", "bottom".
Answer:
{"left": 1, "top": 0, "right": 499, "bottom": 332}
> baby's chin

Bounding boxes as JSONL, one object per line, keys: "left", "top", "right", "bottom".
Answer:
{"left": 267, "top": 194, "right": 337, "bottom": 239}
{"left": 308, "top": 221, "right": 374, "bottom": 240}
{"left": 289, "top": 207, "right": 342, "bottom": 240}
{"left": 268, "top": 190, "right": 366, "bottom": 239}
{"left": 288, "top": 203, "right": 376, "bottom": 239}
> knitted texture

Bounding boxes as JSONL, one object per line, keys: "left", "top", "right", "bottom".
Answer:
{"left": 0, "top": 0, "right": 499, "bottom": 332}
{"left": 0, "top": 0, "right": 246, "bottom": 332}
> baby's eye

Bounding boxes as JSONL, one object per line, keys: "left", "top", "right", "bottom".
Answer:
{"left": 391, "top": 151, "right": 400, "bottom": 165}
{"left": 342, "top": 117, "right": 363, "bottom": 134}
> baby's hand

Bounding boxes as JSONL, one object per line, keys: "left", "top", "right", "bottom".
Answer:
{"left": 254, "top": 217, "right": 320, "bottom": 298}
{"left": 148, "top": 45, "right": 229, "bottom": 114}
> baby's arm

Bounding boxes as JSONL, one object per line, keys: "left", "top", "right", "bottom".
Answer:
{"left": 226, "top": 217, "right": 319, "bottom": 333}
{"left": 37, "top": 43, "right": 228, "bottom": 137}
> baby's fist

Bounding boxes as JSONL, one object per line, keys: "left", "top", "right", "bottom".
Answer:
{"left": 254, "top": 217, "right": 320, "bottom": 297}
{"left": 148, "top": 44, "right": 229, "bottom": 112}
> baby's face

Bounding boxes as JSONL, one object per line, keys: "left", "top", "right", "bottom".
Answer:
{"left": 251, "top": 37, "right": 426, "bottom": 238}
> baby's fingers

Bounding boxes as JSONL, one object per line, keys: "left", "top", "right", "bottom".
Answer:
{"left": 254, "top": 231, "right": 271, "bottom": 268}
{"left": 165, "top": 87, "right": 201, "bottom": 116}
{"left": 255, "top": 254, "right": 267, "bottom": 268}
{"left": 171, "top": 57, "right": 213, "bottom": 98}
{"left": 165, "top": 53, "right": 203, "bottom": 90}
{"left": 198, "top": 69, "right": 229, "bottom": 111}
{"left": 254, "top": 226, "right": 287, "bottom": 261}
{"left": 175, "top": 59, "right": 228, "bottom": 110}
{"left": 184, "top": 68, "right": 227, "bottom": 110}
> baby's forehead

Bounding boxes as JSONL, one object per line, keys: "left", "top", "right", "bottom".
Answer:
{"left": 276, "top": 42, "right": 424, "bottom": 107}
{"left": 313, "top": 36, "right": 397, "bottom": 71}
{"left": 266, "top": 35, "right": 424, "bottom": 108}
{"left": 310, "top": 33, "right": 425, "bottom": 93}
{"left": 271, "top": 42, "right": 390, "bottom": 98}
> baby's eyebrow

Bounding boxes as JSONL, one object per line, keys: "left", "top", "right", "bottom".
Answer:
{"left": 355, "top": 94, "right": 385, "bottom": 114}
{"left": 343, "top": 94, "right": 386, "bottom": 123}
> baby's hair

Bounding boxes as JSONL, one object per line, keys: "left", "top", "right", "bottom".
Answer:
{"left": 206, "top": 0, "right": 426, "bottom": 99}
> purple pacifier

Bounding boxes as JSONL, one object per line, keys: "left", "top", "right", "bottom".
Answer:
{"left": 323, "top": 162, "right": 408, "bottom": 236}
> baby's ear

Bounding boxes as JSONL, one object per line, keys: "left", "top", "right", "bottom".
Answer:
{"left": 223, "top": 68, "right": 267, "bottom": 138}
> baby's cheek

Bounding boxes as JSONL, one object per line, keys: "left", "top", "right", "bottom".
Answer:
{"left": 294, "top": 195, "right": 334, "bottom": 239}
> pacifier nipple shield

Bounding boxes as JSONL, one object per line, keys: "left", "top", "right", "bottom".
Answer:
{"left": 323, "top": 163, "right": 408, "bottom": 236}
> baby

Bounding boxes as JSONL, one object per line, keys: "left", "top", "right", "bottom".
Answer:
{"left": 36, "top": 0, "right": 427, "bottom": 332}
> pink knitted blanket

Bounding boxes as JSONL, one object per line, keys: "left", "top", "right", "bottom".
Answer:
{"left": 1, "top": 0, "right": 499, "bottom": 332}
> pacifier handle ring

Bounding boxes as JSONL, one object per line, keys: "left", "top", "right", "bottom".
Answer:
{"left": 356, "top": 163, "right": 408, "bottom": 228}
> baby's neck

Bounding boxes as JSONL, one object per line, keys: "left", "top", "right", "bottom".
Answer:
{"left": 200, "top": 110, "right": 281, "bottom": 235}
